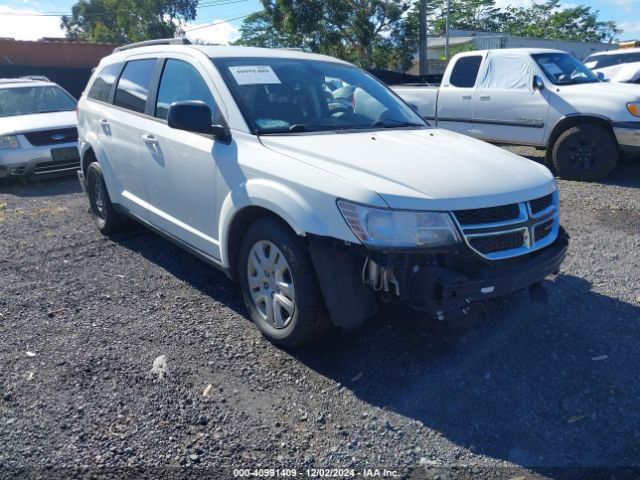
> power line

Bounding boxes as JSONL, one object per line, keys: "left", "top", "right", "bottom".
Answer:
{"left": 183, "top": 11, "right": 259, "bottom": 32}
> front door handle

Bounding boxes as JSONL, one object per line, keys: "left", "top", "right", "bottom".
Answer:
{"left": 142, "top": 134, "right": 158, "bottom": 145}
{"left": 462, "top": 95, "right": 472, "bottom": 100}
{"left": 479, "top": 95, "right": 491, "bottom": 101}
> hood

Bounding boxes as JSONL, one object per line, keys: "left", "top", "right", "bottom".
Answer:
{"left": 594, "top": 63, "right": 640, "bottom": 83}
{"left": 259, "top": 128, "right": 556, "bottom": 211}
{"left": 558, "top": 81, "right": 640, "bottom": 98}
{"left": 0, "top": 111, "right": 77, "bottom": 135}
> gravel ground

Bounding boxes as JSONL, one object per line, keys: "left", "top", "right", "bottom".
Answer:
{"left": 1, "top": 150, "right": 639, "bottom": 480}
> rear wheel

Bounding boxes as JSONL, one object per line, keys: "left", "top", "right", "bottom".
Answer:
{"left": 86, "top": 162, "right": 131, "bottom": 234}
{"left": 238, "top": 217, "right": 330, "bottom": 347}
{"left": 551, "top": 124, "right": 618, "bottom": 181}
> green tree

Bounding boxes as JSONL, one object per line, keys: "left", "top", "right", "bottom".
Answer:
{"left": 233, "top": 0, "right": 412, "bottom": 68}
{"left": 62, "top": 0, "right": 198, "bottom": 43}
{"left": 501, "top": 0, "right": 617, "bottom": 43}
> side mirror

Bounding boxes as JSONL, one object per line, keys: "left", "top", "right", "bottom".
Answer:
{"left": 168, "top": 101, "right": 232, "bottom": 144}
{"left": 533, "top": 75, "right": 545, "bottom": 90}
{"left": 596, "top": 72, "right": 606, "bottom": 82}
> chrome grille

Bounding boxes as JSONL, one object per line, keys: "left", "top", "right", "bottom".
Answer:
{"left": 453, "top": 192, "right": 560, "bottom": 260}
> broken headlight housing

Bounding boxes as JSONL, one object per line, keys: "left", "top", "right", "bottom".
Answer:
{"left": 338, "top": 200, "right": 461, "bottom": 249}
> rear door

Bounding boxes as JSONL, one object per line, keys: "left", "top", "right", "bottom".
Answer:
{"left": 472, "top": 52, "right": 549, "bottom": 145}
{"left": 105, "top": 58, "right": 160, "bottom": 218}
{"left": 140, "top": 57, "right": 226, "bottom": 259}
{"left": 436, "top": 54, "right": 483, "bottom": 135}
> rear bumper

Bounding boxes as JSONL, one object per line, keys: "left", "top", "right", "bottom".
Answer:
{"left": 613, "top": 121, "right": 640, "bottom": 153}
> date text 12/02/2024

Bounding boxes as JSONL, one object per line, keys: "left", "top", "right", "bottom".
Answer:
{"left": 232, "top": 468, "right": 400, "bottom": 478}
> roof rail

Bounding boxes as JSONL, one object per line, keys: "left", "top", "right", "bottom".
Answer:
{"left": 19, "top": 75, "right": 51, "bottom": 82}
{"left": 113, "top": 38, "right": 192, "bottom": 53}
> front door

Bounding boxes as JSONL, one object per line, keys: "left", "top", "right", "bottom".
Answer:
{"left": 141, "top": 58, "right": 226, "bottom": 259}
{"left": 471, "top": 52, "right": 549, "bottom": 145}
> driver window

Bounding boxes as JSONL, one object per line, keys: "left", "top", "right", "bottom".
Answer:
{"left": 155, "top": 59, "right": 219, "bottom": 122}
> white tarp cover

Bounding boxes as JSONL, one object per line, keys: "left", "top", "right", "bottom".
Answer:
{"left": 478, "top": 52, "right": 534, "bottom": 92}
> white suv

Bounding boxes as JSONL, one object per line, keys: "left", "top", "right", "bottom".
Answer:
{"left": 77, "top": 39, "right": 568, "bottom": 346}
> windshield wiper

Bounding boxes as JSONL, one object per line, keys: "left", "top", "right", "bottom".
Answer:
{"left": 373, "top": 119, "right": 424, "bottom": 128}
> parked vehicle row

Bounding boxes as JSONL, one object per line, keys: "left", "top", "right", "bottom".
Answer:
{"left": 75, "top": 40, "right": 568, "bottom": 346}
{"left": 393, "top": 48, "right": 640, "bottom": 181}
{"left": 584, "top": 47, "right": 640, "bottom": 84}
{"left": 0, "top": 77, "right": 79, "bottom": 179}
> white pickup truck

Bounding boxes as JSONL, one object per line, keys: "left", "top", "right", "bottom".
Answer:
{"left": 394, "top": 48, "right": 640, "bottom": 181}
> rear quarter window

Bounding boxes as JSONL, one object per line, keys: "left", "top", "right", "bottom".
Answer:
{"left": 87, "top": 63, "right": 122, "bottom": 102}
{"left": 449, "top": 56, "right": 483, "bottom": 88}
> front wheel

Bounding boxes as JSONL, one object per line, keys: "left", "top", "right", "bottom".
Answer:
{"left": 551, "top": 124, "right": 618, "bottom": 181}
{"left": 237, "top": 217, "right": 330, "bottom": 347}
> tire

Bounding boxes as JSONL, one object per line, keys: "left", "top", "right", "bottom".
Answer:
{"left": 86, "top": 162, "right": 131, "bottom": 235}
{"left": 551, "top": 124, "right": 618, "bottom": 181}
{"left": 237, "top": 217, "right": 330, "bottom": 347}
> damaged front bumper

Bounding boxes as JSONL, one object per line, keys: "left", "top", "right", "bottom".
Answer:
{"left": 308, "top": 228, "right": 569, "bottom": 329}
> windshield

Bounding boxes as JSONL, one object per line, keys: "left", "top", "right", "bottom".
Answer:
{"left": 0, "top": 85, "right": 76, "bottom": 118}
{"left": 532, "top": 53, "right": 599, "bottom": 86}
{"left": 212, "top": 57, "right": 426, "bottom": 134}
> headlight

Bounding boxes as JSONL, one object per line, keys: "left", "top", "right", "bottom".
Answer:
{"left": 0, "top": 135, "right": 19, "bottom": 149}
{"left": 337, "top": 200, "right": 460, "bottom": 248}
{"left": 627, "top": 102, "right": 640, "bottom": 117}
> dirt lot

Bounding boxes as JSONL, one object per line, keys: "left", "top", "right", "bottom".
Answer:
{"left": 1, "top": 150, "right": 639, "bottom": 480}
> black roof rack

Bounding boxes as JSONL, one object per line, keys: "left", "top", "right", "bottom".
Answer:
{"left": 113, "top": 38, "right": 192, "bottom": 53}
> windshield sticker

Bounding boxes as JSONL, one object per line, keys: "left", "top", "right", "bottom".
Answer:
{"left": 543, "top": 62, "right": 564, "bottom": 76}
{"left": 229, "top": 66, "right": 281, "bottom": 85}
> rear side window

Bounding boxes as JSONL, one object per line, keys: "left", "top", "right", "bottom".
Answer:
{"left": 114, "top": 59, "right": 157, "bottom": 114}
{"left": 449, "top": 56, "right": 483, "bottom": 88}
{"left": 87, "top": 63, "right": 121, "bottom": 102}
{"left": 155, "top": 59, "right": 219, "bottom": 121}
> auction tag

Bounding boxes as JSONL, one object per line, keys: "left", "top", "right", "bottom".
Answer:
{"left": 229, "top": 65, "right": 281, "bottom": 85}
{"left": 543, "top": 62, "right": 563, "bottom": 76}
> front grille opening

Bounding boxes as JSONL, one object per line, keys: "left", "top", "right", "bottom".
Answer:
{"left": 33, "top": 161, "right": 80, "bottom": 174}
{"left": 454, "top": 203, "right": 520, "bottom": 226}
{"left": 469, "top": 230, "right": 525, "bottom": 254}
{"left": 529, "top": 194, "right": 554, "bottom": 215}
{"left": 24, "top": 128, "right": 78, "bottom": 147}
{"left": 534, "top": 219, "right": 554, "bottom": 242}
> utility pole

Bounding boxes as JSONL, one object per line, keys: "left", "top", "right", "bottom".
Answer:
{"left": 444, "top": 0, "right": 451, "bottom": 60}
{"left": 419, "top": 0, "right": 427, "bottom": 76}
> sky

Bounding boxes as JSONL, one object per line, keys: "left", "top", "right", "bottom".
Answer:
{"left": 0, "top": 0, "right": 638, "bottom": 44}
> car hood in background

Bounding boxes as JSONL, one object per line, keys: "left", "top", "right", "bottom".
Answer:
{"left": 259, "top": 128, "right": 556, "bottom": 211}
{"left": 0, "top": 111, "right": 77, "bottom": 135}
{"left": 594, "top": 63, "right": 640, "bottom": 83}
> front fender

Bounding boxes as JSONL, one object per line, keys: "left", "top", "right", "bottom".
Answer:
{"left": 217, "top": 178, "right": 359, "bottom": 268}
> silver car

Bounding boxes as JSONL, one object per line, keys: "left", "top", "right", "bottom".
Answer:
{"left": 0, "top": 77, "right": 79, "bottom": 179}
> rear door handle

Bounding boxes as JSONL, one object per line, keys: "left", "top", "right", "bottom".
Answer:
{"left": 479, "top": 95, "right": 491, "bottom": 101}
{"left": 462, "top": 95, "right": 472, "bottom": 100}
